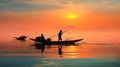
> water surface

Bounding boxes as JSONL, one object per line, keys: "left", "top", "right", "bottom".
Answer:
{"left": 0, "top": 41, "right": 120, "bottom": 67}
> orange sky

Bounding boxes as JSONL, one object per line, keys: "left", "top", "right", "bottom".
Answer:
{"left": 0, "top": 0, "right": 120, "bottom": 43}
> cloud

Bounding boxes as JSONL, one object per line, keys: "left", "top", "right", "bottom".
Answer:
{"left": 111, "top": 5, "right": 120, "bottom": 9}
{"left": 103, "top": 0, "right": 109, "bottom": 4}
{"left": 0, "top": 0, "right": 58, "bottom": 4}
{"left": 0, "top": 0, "right": 63, "bottom": 12}
{"left": 58, "top": 0, "right": 109, "bottom": 4}
{"left": 57, "top": 0, "right": 84, "bottom": 4}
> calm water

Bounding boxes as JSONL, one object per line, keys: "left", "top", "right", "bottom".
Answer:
{"left": 0, "top": 40, "right": 120, "bottom": 67}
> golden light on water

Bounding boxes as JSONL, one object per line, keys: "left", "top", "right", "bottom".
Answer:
{"left": 68, "top": 45, "right": 77, "bottom": 52}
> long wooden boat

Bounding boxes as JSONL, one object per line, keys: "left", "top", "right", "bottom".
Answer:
{"left": 30, "top": 38, "right": 83, "bottom": 45}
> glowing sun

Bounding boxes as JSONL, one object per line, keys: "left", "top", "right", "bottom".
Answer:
{"left": 66, "top": 13, "right": 77, "bottom": 19}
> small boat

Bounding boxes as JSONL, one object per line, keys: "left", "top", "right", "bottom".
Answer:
{"left": 30, "top": 38, "right": 83, "bottom": 45}
{"left": 14, "top": 35, "right": 27, "bottom": 41}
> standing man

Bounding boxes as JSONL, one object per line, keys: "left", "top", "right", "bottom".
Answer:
{"left": 58, "top": 30, "right": 63, "bottom": 41}
{"left": 58, "top": 30, "right": 63, "bottom": 56}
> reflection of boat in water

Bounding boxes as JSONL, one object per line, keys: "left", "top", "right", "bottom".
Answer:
{"left": 30, "top": 38, "right": 83, "bottom": 45}
{"left": 14, "top": 36, "right": 27, "bottom": 41}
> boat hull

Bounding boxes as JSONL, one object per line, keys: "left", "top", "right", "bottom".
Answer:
{"left": 30, "top": 38, "right": 83, "bottom": 45}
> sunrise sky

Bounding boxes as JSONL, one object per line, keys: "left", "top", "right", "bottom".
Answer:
{"left": 0, "top": 0, "right": 120, "bottom": 43}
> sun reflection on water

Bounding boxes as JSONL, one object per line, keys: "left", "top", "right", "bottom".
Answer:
{"left": 68, "top": 45, "right": 76, "bottom": 52}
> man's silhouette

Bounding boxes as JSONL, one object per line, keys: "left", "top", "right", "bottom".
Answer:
{"left": 58, "top": 30, "right": 63, "bottom": 56}
{"left": 40, "top": 34, "right": 46, "bottom": 53}
{"left": 35, "top": 34, "right": 45, "bottom": 42}
{"left": 58, "top": 30, "right": 63, "bottom": 41}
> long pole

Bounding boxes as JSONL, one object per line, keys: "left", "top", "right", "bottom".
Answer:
{"left": 48, "top": 30, "right": 69, "bottom": 38}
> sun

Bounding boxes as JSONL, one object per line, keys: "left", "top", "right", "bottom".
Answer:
{"left": 66, "top": 13, "right": 77, "bottom": 19}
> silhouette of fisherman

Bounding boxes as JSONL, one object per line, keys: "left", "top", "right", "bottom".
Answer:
{"left": 58, "top": 30, "right": 63, "bottom": 41}
{"left": 35, "top": 34, "right": 46, "bottom": 54}
{"left": 40, "top": 34, "right": 46, "bottom": 54}
{"left": 35, "top": 34, "right": 43, "bottom": 42}
{"left": 58, "top": 30, "right": 63, "bottom": 56}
